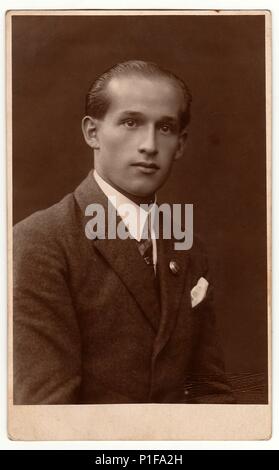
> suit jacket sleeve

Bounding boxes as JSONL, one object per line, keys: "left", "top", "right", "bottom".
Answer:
{"left": 13, "top": 212, "right": 82, "bottom": 404}
{"left": 185, "top": 241, "right": 236, "bottom": 404}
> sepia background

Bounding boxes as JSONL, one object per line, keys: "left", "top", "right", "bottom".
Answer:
{"left": 12, "top": 13, "right": 268, "bottom": 403}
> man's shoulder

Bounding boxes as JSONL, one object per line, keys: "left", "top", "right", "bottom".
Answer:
{"left": 13, "top": 171, "right": 103, "bottom": 254}
{"left": 13, "top": 191, "right": 79, "bottom": 247}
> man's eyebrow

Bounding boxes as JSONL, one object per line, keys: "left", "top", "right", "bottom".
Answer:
{"left": 118, "top": 111, "right": 145, "bottom": 118}
{"left": 118, "top": 111, "right": 179, "bottom": 123}
{"left": 159, "top": 115, "right": 179, "bottom": 124}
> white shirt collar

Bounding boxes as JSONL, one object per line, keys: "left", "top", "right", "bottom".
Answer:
{"left": 93, "top": 170, "right": 156, "bottom": 242}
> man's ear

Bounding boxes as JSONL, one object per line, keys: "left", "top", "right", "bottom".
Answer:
{"left": 174, "top": 129, "right": 188, "bottom": 161}
{"left": 81, "top": 115, "right": 100, "bottom": 149}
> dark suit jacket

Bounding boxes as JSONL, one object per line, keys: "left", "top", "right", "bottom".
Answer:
{"left": 13, "top": 171, "right": 235, "bottom": 404}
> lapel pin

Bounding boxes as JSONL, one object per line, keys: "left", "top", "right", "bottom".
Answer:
{"left": 169, "top": 260, "right": 180, "bottom": 275}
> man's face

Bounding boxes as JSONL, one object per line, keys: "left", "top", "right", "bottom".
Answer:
{"left": 90, "top": 75, "right": 187, "bottom": 198}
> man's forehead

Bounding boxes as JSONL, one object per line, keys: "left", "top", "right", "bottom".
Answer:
{"left": 105, "top": 74, "right": 183, "bottom": 116}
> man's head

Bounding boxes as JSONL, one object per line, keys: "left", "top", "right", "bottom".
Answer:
{"left": 82, "top": 60, "right": 192, "bottom": 201}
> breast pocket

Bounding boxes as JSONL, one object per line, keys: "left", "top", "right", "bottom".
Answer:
{"left": 190, "top": 276, "right": 209, "bottom": 308}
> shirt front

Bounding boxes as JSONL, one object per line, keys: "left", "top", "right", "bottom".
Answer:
{"left": 93, "top": 170, "right": 157, "bottom": 272}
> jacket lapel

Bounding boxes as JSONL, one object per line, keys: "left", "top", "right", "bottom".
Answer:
{"left": 74, "top": 171, "right": 161, "bottom": 331}
{"left": 153, "top": 232, "right": 190, "bottom": 358}
{"left": 93, "top": 236, "right": 161, "bottom": 331}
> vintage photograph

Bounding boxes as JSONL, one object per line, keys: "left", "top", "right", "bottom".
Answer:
{"left": 8, "top": 10, "right": 271, "bottom": 439}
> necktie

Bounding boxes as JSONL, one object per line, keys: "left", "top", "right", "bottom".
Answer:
{"left": 138, "top": 236, "right": 153, "bottom": 266}
{"left": 137, "top": 214, "right": 161, "bottom": 306}
{"left": 137, "top": 215, "right": 154, "bottom": 269}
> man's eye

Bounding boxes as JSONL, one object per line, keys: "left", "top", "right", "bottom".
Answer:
{"left": 123, "top": 119, "right": 137, "bottom": 128}
{"left": 160, "top": 124, "right": 172, "bottom": 134}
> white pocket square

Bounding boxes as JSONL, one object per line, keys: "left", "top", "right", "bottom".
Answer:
{"left": 191, "top": 277, "right": 209, "bottom": 307}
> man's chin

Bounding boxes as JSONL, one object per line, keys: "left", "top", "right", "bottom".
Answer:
{"left": 130, "top": 186, "right": 158, "bottom": 198}
{"left": 128, "top": 180, "right": 164, "bottom": 198}
{"left": 119, "top": 185, "right": 157, "bottom": 205}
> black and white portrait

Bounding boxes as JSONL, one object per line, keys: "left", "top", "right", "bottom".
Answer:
{"left": 8, "top": 10, "right": 270, "bottom": 440}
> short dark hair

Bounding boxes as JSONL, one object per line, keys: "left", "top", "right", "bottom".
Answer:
{"left": 85, "top": 60, "right": 192, "bottom": 129}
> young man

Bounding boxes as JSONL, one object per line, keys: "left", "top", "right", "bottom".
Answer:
{"left": 13, "top": 60, "right": 235, "bottom": 404}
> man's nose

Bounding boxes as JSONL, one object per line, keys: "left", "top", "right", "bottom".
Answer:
{"left": 138, "top": 127, "right": 158, "bottom": 156}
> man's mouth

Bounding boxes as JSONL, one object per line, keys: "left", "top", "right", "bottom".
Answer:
{"left": 131, "top": 162, "right": 159, "bottom": 173}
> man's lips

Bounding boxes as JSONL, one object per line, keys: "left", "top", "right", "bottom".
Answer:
{"left": 131, "top": 162, "right": 159, "bottom": 170}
